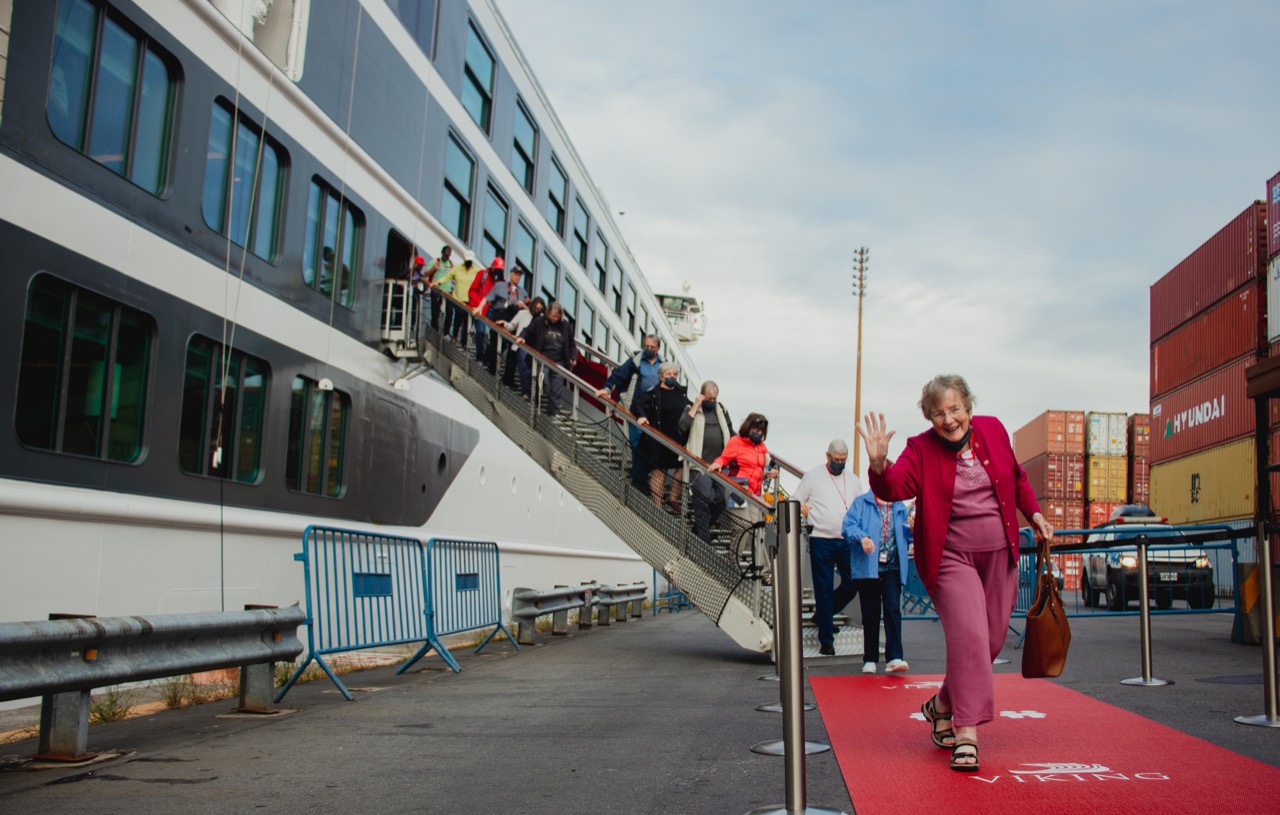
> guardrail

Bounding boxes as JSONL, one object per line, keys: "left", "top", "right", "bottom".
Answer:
{"left": 511, "top": 582, "right": 650, "bottom": 644}
{"left": 595, "top": 582, "right": 649, "bottom": 624}
{"left": 279, "top": 527, "right": 513, "bottom": 702}
{"left": 0, "top": 606, "right": 304, "bottom": 761}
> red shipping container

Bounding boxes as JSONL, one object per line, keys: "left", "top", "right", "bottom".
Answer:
{"left": 1129, "top": 455, "right": 1150, "bottom": 506}
{"left": 1127, "top": 414, "right": 1151, "bottom": 458}
{"left": 1268, "top": 171, "right": 1280, "bottom": 258}
{"left": 1022, "top": 498, "right": 1085, "bottom": 534}
{"left": 1149, "top": 354, "right": 1257, "bottom": 465}
{"left": 1150, "top": 201, "right": 1267, "bottom": 342}
{"left": 1012, "top": 410, "right": 1086, "bottom": 463}
{"left": 1088, "top": 501, "right": 1123, "bottom": 528}
{"left": 1150, "top": 283, "right": 1264, "bottom": 398}
{"left": 1020, "top": 453, "right": 1084, "bottom": 501}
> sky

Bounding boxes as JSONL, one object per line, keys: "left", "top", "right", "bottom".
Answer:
{"left": 497, "top": 0, "right": 1280, "bottom": 484}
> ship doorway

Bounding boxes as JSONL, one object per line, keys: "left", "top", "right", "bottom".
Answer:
{"left": 386, "top": 229, "right": 416, "bottom": 280}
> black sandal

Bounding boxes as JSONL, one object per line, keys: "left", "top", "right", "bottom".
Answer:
{"left": 950, "top": 740, "right": 979, "bottom": 772}
{"left": 921, "top": 695, "right": 955, "bottom": 749}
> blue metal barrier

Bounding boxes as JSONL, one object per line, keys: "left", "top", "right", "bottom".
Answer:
{"left": 400, "top": 538, "right": 516, "bottom": 673}
{"left": 901, "top": 557, "right": 936, "bottom": 619}
{"left": 279, "top": 526, "right": 430, "bottom": 701}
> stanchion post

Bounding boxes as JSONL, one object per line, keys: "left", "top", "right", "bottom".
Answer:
{"left": 746, "top": 500, "right": 846, "bottom": 815}
{"left": 1236, "top": 520, "right": 1280, "bottom": 727}
{"left": 1122, "top": 534, "right": 1171, "bottom": 687}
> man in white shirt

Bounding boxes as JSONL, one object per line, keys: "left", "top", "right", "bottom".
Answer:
{"left": 792, "top": 439, "right": 867, "bottom": 659}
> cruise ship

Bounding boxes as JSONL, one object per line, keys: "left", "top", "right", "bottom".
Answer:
{"left": 0, "top": 0, "right": 717, "bottom": 624}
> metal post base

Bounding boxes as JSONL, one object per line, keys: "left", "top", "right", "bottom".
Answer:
{"left": 745, "top": 806, "right": 848, "bottom": 815}
{"left": 756, "top": 702, "right": 816, "bottom": 713}
{"left": 751, "top": 739, "right": 830, "bottom": 756}
{"left": 1235, "top": 713, "right": 1280, "bottom": 728}
{"left": 1121, "top": 677, "right": 1172, "bottom": 687}
{"left": 759, "top": 673, "right": 780, "bottom": 682}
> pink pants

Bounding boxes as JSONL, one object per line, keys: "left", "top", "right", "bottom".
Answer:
{"left": 932, "top": 547, "right": 1017, "bottom": 727}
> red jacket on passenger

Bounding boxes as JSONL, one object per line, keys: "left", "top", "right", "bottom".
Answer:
{"left": 468, "top": 267, "right": 494, "bottom": 310}
{"left": 713, "top": 435, "right": 771, "bottom": 496}
{"left": 867, "top": 415, "right": 1040, "bottom": 594}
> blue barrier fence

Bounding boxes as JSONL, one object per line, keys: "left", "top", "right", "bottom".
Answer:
{"left": 278, "top": 527, "right": 515, "bottom": 701}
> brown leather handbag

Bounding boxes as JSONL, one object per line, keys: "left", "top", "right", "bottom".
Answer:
{"left": 1022, "top": 536, "right": 1072, "bottom": 678}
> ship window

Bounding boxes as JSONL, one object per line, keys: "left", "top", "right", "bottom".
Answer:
{"left": 599, "top": 324, "right": 610, "bottom": 355}
{"left": 611, "top": 261, "right": 624, "bottom": 315}
{"left": 482, "top": 186, "right": 508, "bottom": 264}
{"left": 16, "top": 274, "right": 152, "bottom": 463}
{"left": 511, "top": 100, "right": 537, "bottom": 194}
{"left": 626, "top": 284, "right": 637, "bottom": 334}
{"left": 385, "top": 0, "right": 438, "bottom": 55}
{"left": 461, "top": 21, "right": 494, "bottom": 133}
{"left": 545, "top": 157, "right": 567, "bottom": 236}
{"left": 47, "top": 0, "right": 176, "bottom": 196}
{"left": 561, "top": 276, "right": 579, "bottom": 323}
{"left": 539, "top": 251, "right": 559, "bottom": 304}
{"left": 202, "top": 99, "right": 285, "bottom": 262}
{"left": 580, "top": 303, "right": 596, "bottom": 347}
{"left": 593, "top": 231, "right": 610, "bottom": 293}
{"left": 514, "top": 220, "right": 536, "bottom": 279}
{"left": 610, "top": 333, "right": 622, "bottom": 362}
{"left": 286, "top": 376, "right": 347, "bottom": 498}
{"left": 571, "top": 198, "right": 589, "bottom": 267}
{"left": 442, "top": 134, "right": 474, "bottom": 241}
{"left": 179, "top": 336, "right": 267, "bottom": 483}
{"left": 303, "top": 177, "right": 364, "bottom": 309}
{"left": 640, "top": 305, "right": 651, "bottom": 343}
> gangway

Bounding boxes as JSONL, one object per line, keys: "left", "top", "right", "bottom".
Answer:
{"left": 381, "top": 282, "right": 791, "bottom": 653}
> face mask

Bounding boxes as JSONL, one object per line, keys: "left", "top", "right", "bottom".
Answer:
{"left": 939, "top": 426, "right": 973, "bottom": 452}
{"left": 643, "top": 348, "right": 657, "bottom": 361}
{"left": 827, "top": 460, "right": 845, "bottom": 475}
{"left": 663, "top": 377, "right": 679, "bottom": 388}
{"left": 749, "top": 431, "right": 764, "bottom": 444}
{"left": 702, "top": 400, "right": 716, "bottom": 409}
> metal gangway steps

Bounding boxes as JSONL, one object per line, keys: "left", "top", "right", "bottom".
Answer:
{"left": 380, "top": 282, "right": 786, "bottom": 654}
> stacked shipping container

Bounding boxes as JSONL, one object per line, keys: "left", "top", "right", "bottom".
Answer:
{"left": 1148, "top": 200, "right": 1269, "bottom": 525}
{"left": 1013, "top": 410, "right": 1087, "bottom": 590}
{"left": 1128, "top": 414, "right": 1150, "bottom": 506}
{"left": 1085, "top": 412, "right": 1128, "bottom": 525}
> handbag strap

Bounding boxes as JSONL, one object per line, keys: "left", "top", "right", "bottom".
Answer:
{"left": 1034, "top": 534, "right": 1051, "bottom": 578}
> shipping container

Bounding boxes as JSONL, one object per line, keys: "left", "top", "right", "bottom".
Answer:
{"left": 1020, "top": 453, "right": 1085, "bottom": 502}
{"left": 1086, "top": 412, "right": 1128, "bottom": 456}
{"left": 1268, "top": 171, "right": 1280, "bottom": 259}
{"left": 1057, "top": 554, "right": 1082, "bottom": 592}
{"left": 1127, "top": 414, "right": 1151, "bottom": 458}
{"left": 1129, "top": 455, "right": 1150, "bottom": 506}
{"left": 1150, "top": 201, "right": 1267, "bottom": 342}
{"left": 1087, "top": 501, "right": 1123, "bottom": 528}
{"left": 1012, "top": 410, "right": 1086, "bottom": 463}
{"left": 1086, "top": 455, "right": 1128, "bottom": 502}
{"left": 1149, "top": 355, "right": 1256, "bottom": 464}
{"left": 1152, "top": 283, "right": 1264, "bottom": 398}
{"left": 1022, "top": 498, "right": 1085, "bottom": 534}
{"left": 1149, "top": 437, "right": 1254, "bottom": 524}
{"left": 1269, "top": 256, "right": 1280, "bottom": 343}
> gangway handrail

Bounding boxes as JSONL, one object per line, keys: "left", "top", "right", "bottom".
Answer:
{"left": 0, "top": 607, "right": 304, "bottom": 760}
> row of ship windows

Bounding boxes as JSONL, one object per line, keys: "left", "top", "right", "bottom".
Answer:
{"left": 17, "top": 273, "right": 349, "bottom": 497}
{"left": 47, "top": 0, "right": 649, "bottom": 355}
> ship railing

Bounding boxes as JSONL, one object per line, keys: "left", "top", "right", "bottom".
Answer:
{"left": 407, "top": 292, "right": 781, "bottom": 650}
{"left": 0, "top": 607, "right": 304, "bottom": 761}
{"left": 278, "top": 527, "right": 516, "bottom": 702}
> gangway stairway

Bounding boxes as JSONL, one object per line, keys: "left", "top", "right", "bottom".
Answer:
{"left": 381, "top": 282, "right": 780, "bottom": 653}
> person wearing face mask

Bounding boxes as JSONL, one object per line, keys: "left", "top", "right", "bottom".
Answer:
{"left": 596, "top": 335, "right": 664, "bottom": 489}
{"left": 859, "top": 374, "right": 1052, "bottom": 773}
{"left": 791, "top": 440, "right": 865, "bottom": 657}
{"left": 680, "top": 381, "right": 735, "bottom": 542}
{"left": 707, "top": 413, "right": 776, "bottom": 497}
{"left": 500, "top": 295, "right": 544, "bottom": 390}
{"left": 842, "top": 489, "right": 913, "bottom": 672}
{"left": 634, "top": 362, "right": 692, "bottom": 511}
{"left": 516, "top": 301, "right": 578, "bottom": 416}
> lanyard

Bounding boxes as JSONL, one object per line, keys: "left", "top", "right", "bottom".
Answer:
{"left": 828, "top": 470, "right": 849, "bottom": 511}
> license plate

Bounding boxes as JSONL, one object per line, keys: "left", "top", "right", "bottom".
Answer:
{"left": 1158, "top": 572, "right": 1178, "bottom": 582}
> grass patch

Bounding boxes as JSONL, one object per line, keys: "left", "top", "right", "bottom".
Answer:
{"left": 88, "top": 686, "right": 136, "bottom": 724}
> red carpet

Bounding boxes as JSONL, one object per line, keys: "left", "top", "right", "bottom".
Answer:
{"left": 810, "top": 673, "right": 1280, "bottom": 815}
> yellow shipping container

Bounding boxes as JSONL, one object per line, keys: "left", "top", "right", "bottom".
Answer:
{"left": 1149, "top": 438, "right": 1254, "bottom": 524}
{"left": 1086, "top": 455, "right": 1127, "bottom": 502}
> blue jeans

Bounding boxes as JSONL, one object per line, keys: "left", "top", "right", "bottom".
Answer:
{"left": 879, "top": 566, "right": 904, "bottom": 662}
{"left": 809, "top": 537, "right": 860, "bottom": 645}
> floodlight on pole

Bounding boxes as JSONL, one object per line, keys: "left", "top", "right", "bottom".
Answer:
{"left": 851, "top": 247, "right": 870, "bottom": 476}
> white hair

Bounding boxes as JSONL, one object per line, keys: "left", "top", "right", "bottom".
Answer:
{"left": 827, "top": 439, "right": 849, "bottom": 456}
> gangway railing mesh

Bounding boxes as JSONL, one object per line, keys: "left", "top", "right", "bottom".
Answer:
{"left": 381, "top": 282, "right": 777, "bottom": 651}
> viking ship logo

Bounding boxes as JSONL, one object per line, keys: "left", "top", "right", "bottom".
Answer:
{"left": 1010, "top": 763, "right": 1112, "bottom": 775}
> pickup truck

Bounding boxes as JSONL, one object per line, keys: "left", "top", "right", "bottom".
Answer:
{"left": 1080, "top": 505, "right": 1214, "bottom": 611}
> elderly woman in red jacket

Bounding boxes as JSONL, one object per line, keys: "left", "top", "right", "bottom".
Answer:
{"left": 859, "top": 374, "right": 1052, "bottom": 774}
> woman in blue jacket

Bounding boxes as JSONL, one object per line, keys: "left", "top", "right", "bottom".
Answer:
{"left": 842, "top": 491, "right": 914, "bottom": 674}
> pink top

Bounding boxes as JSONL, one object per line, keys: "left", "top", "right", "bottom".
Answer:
{"left": 868, "top": 415, "right": 1040, "bottom": 593}
{"left": 947, "top": 451, "right": 1007, "bottom": 552}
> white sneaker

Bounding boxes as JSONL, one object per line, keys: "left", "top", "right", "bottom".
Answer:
{"left": 861, "top": 662, "right": 877, "bottom": 674}
{"left": 886, "top": 659, "right": 909, "bottom": 673}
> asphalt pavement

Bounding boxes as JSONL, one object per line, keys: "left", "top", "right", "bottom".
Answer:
{"left": 1, "top": 606, "right": 1277, "bottom": 814}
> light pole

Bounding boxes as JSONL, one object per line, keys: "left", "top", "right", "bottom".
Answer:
{"left": 851, "top": 247, "right": 869, "bottom": 476}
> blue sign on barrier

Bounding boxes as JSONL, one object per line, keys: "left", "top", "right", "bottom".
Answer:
{"left": 279, "top": 527, "right": 518, "bottom": 701}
